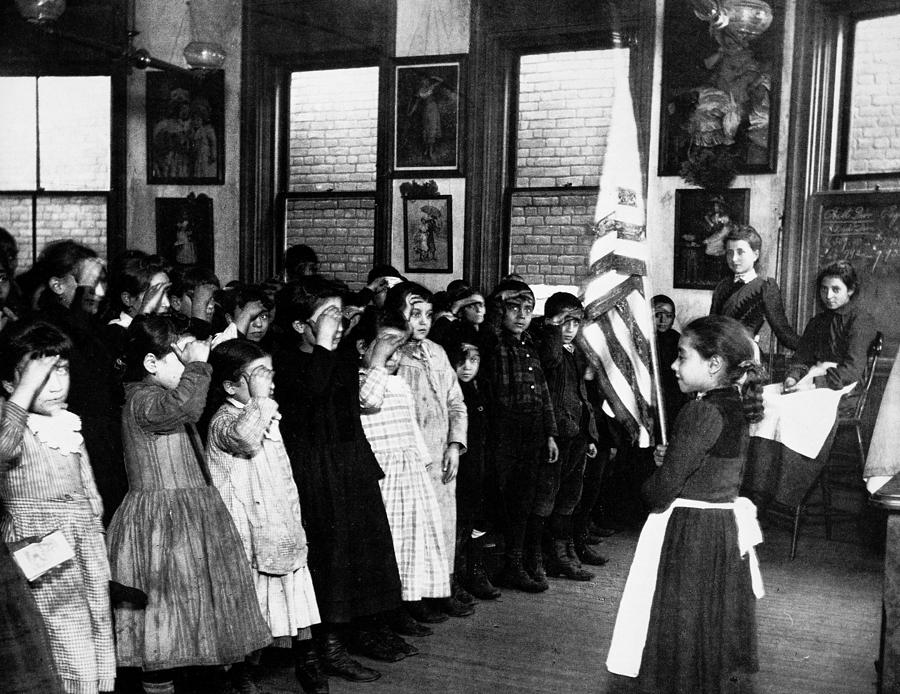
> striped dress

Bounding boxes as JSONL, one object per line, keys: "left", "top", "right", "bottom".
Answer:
{"left": 107, "top": 363, "right": 272, "bottom": 671}
{"left": 359, "top": 366, "right": 450, "bottom": 601}
{"left": 207, "top": 397, "right": 320, "bottom": 646}
{"left": 0, "top": 401, "right": 115, "bottom": 694}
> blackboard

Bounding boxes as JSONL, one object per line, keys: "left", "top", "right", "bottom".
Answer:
{"left": 805, "top": 191, "right": 900, "bottom": 352}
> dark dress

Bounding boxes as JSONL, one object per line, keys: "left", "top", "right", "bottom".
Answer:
{"left": 0, "top": 541, "right": 62, "bottom": 694}
{"left": 655, "top": 327, "right": 688, "bottom": 432}
{"left": 639, "top": 387, "right": 758, "bottom": 693}
{"left": 39, "top": 295, "right": 127, "bottom": 525}
{"left": 458, "top": 378, "right": 491, "bottom": 531}
{"left": 785, "top": 301, "right": 877, "bottom": 390}
{"left": 273, "top": 339, "right": 402, "bottom": 623}
{"left": 710, "top": 276, "right": 800, "bottom": 350}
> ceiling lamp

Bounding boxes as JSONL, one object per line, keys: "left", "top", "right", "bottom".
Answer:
{"left": 14, "top": 0, "right": 66, "bottom": 23}
{"left": 182, "top": 1, "right": 227, "bottom": 70}
{"left": 721, "top": 0, "right": 773, "bottom": 39}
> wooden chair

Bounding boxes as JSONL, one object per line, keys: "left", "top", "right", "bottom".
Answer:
{"left": 786, "top": 332, "right": 884, "bottom": 559}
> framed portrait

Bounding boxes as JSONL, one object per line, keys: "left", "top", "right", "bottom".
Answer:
{"left": 393, "top": 55, "right": 465, "bottom": 175}
{"left": 673, "top": 188, "right": 750, "bottom": 290}
{"left": 658, "top": 1, "right": 784, "bottom": 176}
{"left": 146, "top": 70, "right": 225, "bottom": 184}
{"left": 155, "top": 193, "right": 214, "bottom": 270}
{"left": 403, "top": 194, "right": 453, "bottom": 273}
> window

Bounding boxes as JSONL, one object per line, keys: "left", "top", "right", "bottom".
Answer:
{"left": 0, "top": 75, "right": 111, "bottom": 268}
{"left": 283, "top": 66, "right": 379, "bottom": 286}
{"left": 839, "top": 11, "right": 900, "bottom": 189}
{"left": 507, "top": 48, "right": 622, "bottom": 288}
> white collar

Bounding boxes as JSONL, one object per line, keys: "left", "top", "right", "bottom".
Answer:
{"left": 734, "top": 269, "right": 757, "bottom": 283}
{"left": 26, "top": 410, "right": 83, "bottom": 454}
{"left": 108, "top": 311, "right": 133, "bottom": 329}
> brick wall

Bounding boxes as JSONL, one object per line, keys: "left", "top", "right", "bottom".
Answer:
{"left": 508, "top": 191, "right": 595, "bottom": 286}
{"left": 847, "top": 13, "right": 900, "bottom": 175}
{"left": 284, "top": 197, "right": 375, "bottom": 287}
{"left": 288, "top": 67, "right": 379, "bottom": 192}
{"left": 515, "top": 49, "right": 619, "bottom": 188}
{"left": 0, "top": 195, "right": 107, "bottom": 269}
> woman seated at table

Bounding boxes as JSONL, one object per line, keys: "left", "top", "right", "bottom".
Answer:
{"left": 709, "top": 224, "right": 801, "bottom": 351}
{"left": 783, "top": 259, "right": 877, "bottom": 393}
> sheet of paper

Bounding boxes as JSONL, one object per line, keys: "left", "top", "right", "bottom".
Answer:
{"left": 11, "top": 530, "right": 75, "bottom": 582}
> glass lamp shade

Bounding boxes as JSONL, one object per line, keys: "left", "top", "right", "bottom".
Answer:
{"left": 183, "top": 40, "right": 226, "bottom": 70}
{"left": 14, "top": 0, "right": 66, "bottom": 23}
{"left": 722, "top": 0, "right": 773, "bottom": 38}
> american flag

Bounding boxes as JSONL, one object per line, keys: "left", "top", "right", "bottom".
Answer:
{"left": 576, "top": 41, "right": 662, "bottom": 448}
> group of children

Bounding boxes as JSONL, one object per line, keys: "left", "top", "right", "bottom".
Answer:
{"left": 0, "top": 238, "right": 620, "bottom": 694}
{"left": 0, "top": 227, "right": 875, "bottom": 693}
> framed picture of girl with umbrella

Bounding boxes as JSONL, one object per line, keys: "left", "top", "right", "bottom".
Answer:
{"left": 403, "top": 194, "right": 453, "bottom": 272}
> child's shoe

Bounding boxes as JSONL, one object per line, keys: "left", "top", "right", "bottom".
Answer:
{"left": 547, "top": 539, "right": 593, "bottom": 581}
{"left": 465, "top": 536, "right": 501, "bottom": 600}
{"left": 495, "top": 551, "right": 546, "bottom": 593}
{"left": 405, "top": 599, "right": 448, "bottom": 624}
{"left": 319, "top": 632, "right": 381, "bottom": 682}
{"left": 430, "top": 595, "right": 475, "bottom": 618}
{"left": 452, "top": 575, "right": 476, "bottom": 605}
{"left": 574, "top": 534, "right": 609, "bottom": 566}
{"left": 294, "top": 639, "right": 329, "bottom": 694}
{"left": 390, "top": 606, "right": 433, "bottom": 636}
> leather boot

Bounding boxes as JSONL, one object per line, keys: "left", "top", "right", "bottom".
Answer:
{"left": 388, "top": 606, "right": 433, "bottom": 637}
{"left": 230, "top": 662, "right": 259, "bottom": 694}
{"left": 495, "top": 550, "right": 545, "bottom": 593}
{"left": 430, "top": 585, "right": 475, "bottom": 618}
{"left": 294, "top": 639, "right": 329, "bottom": 694}
{"left": 318, "top": 630, "right": 381, "bottom": 682}
{"left": 523, "top": 515, "right": 549, "bottom": 591}
{"left": 575, "top": 533, "right": 609, "bottom": 566}
{"left": 465, "top": 536, "right": 501, "bottom": 600}
{"left": 547, "top": 538, "right": 593, "bottom": 581}
{"left": 405, "top": 599, "right": 448, "bottom": 624}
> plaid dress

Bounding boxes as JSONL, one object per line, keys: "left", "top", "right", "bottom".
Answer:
{"left": 0, "top": 401, "right": 115, "bottom": 694}
{"left": 360, "top": 367, "right": 450, "bottom": 601}
{"left": 207, "top": 397, "right": 320, "bottom": 645}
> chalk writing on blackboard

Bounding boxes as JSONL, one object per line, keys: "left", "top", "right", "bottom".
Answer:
{"left": 819, "top": 201, "right": 900, "bottom": 276}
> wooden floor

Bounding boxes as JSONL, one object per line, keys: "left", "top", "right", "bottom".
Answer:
{"left": 241, "top": 513, "right": 883, "bottom": 694}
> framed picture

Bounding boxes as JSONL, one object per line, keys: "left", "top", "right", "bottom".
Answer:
{"left": 673, "top": 188, "right": 750, "bottom": 289}
{"left": 658, "top": 1, "right": 784, "bottom": 176}
{"left": 393, "top": 55, "right": 465, "bottom": 175}
{"left": 155, "top": 193, "right": 214, "bottom": 270}
{"left": 146, "top": 70, "right": 225, "bottom": 184}
{"left": 403, "top": 194, "right": 453, "bottom": 273}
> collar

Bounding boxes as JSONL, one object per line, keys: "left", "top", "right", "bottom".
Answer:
{"left": 226, "top": 397, "right": 246, "bottom": 409}
{"left": 734, "top": 269, "right": 757, "bottom": 283}
{"left": 26, "top": 409, "right": 84, "bottom": 454}
{"left": 109, "top": 311, "right": 133, "bottom": 329}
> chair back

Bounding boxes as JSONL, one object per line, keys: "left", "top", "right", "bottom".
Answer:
{"left": 852, "top": 331, "right": 884, "bottom": 420}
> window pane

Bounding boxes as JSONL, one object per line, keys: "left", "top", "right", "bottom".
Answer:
{"left": 284, "top": 196, "right": 375, "bottom": 286}
{"left": 38, "top": 76, "right": 111, "bottom": 190}
{"left": 288, "top": 67, "right": 379, "bottom": 192}
{"left": 0, "top": 77, "right": 37, "bottom": 190}
{"left": 508, "top": 190, "right": 594, "bottom": 286}
{"left": 0, "top": 194, "right": 34, "bottom": 269}
{"left": 516, "top": 49, "right": 622, "bottom": 188}
{"left": 847, "top": 14, "right": 900, "bottom": 175}
{"left": 36, "top": 196, "right": 107, "bottom": 261}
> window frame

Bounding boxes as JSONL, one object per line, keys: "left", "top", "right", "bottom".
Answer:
{"left": 0, "top": 68, "right": 123, "bottom": 266}
{"left": 835, "top": 7, "right": 900, "bottom": 187}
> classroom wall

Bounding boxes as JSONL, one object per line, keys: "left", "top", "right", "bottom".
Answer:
{"left": 125, "top": 0, "right": 242, "bottom": 283}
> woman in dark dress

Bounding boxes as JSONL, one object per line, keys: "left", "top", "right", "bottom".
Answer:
{"left": 607, "top": 316, "right": 765, "bottom": 693}
{"left": 710, "top": 224, "right": 800, "bottom": 351}
{"left": 273, "top": 277, "right": 404, "bottom": 684}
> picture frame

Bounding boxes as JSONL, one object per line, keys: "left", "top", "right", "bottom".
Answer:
{"left": 657, "top": 1, "right": 784, "bottom": 177}
{"left": 155, "top": 193, "right": 214, "bottom": 270}
{"left": 403, "top": 194, "right": 453, "bottom": 273}
{"left": 392, "top": 55, "right": 465, "bottom": 175}
{"left": 673, "top": 188, "right": 750, "bottom": 290}
{"left": 146, "top": 70, "right": 225, "bottom": 184}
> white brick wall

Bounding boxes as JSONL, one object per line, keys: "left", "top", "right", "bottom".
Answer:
{"left": 515, "top": 49, "right": 620, "bottom": 188}
{"left": 848, "top": 13, "right": 900, "bottom": 175}
{"left": 288, "top": 67, "right": 379, "bottom": 192}
{"left": 508, "top": 191, "right": 595, "bottom": 286}
{"left": 284, "top": 197, "right": 375, "bottom": 287}
{"left": 0, "top": 195, "right": 107, "bottom": 269}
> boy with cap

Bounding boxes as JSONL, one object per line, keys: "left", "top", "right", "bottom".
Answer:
{"left": 481, "top": 279, "right": 558, "bottom": 592}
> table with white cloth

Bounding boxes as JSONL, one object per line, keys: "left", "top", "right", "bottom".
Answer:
{"left": 865, "top": 350, "right": 900, "bottom": 694}
{"left": 741, "top": 382, "right": 856, "bottom": 507}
